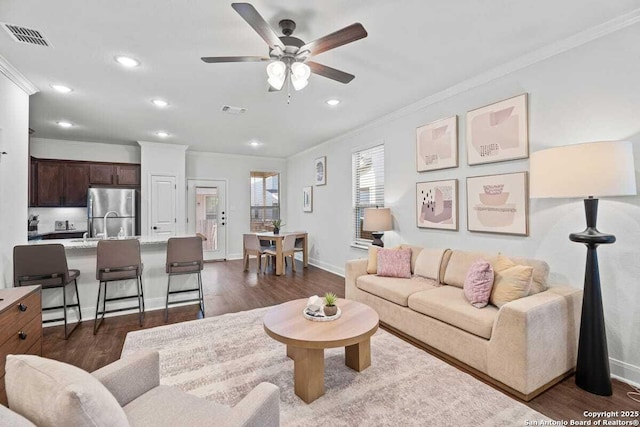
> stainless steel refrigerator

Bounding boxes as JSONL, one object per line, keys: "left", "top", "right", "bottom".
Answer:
{"left": 87, "top": 188, "right": 139, "bottom": 238}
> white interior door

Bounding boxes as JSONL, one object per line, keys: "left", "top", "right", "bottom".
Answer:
{"left": 187, "top": 179, "right": 227, "bottom": 260}
{"left": 150, "top": 175, "right": 177, "bottom": 236}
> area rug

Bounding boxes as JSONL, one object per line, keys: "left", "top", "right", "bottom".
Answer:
{"left": 122, "top": 307, "right": 548, "bottom": 426}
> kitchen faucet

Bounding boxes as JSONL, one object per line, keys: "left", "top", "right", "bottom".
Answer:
{"left": 103, "top": 211, "right": 118, "bottom": 239}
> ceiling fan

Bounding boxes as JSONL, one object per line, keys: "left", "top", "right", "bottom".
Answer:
{"left": 201, "top": 3, "right": 368, "bottom": 94}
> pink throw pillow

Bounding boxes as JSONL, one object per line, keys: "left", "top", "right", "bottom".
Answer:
{"left": 463, "top": 260, "right": 495, "bottom": 308}
{"left": 377, "top": 248, "right": 412, "bottom": 278}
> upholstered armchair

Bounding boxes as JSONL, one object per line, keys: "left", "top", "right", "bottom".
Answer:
{"left": 3, "top": 349, "right": 280, "bottom": 427}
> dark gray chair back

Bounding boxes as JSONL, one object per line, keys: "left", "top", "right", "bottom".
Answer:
{"left": 13, "top": 244, "right": 70, "bottom": 287}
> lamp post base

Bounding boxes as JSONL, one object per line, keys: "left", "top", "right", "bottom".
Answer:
{"left": 570, "top": 198, "right": 614, "bottom": 396}
{"left": 371, "top": 232, "right": 384, "bottom": 247}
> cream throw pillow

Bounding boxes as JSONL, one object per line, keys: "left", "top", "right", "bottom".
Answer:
{"left": 5, "top": 354, "right": 129, "bottom": 427}
{"left": 367, "top": 245, "right": 380, "bottom": 274}
{"left": 490, "top": 256, "right": 533, "bottom": 308}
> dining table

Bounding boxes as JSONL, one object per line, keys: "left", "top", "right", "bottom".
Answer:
{"left": 244, "top": 231, "right": 308, "bottom": 275}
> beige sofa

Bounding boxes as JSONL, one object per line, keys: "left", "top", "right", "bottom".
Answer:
{"left": 345, "top": 246, "right": 582, "bottom": 401}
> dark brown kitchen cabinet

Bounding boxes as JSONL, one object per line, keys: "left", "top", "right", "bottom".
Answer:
{"left": 36, "top": 161, "right": 65, "bottom": 207}
{"left": 89, "top": 164, "right": 115, "bottom": 185}
{"left": 89, "top": 164, "right": 140, "bottom": 186}
{"left": 30, "top": 158, "right": 140, "bottom": 207}
{"left": 35, "top": 161, "right": 89, "bottom": 207}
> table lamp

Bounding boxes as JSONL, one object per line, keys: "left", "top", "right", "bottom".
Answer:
{"left": 363, "top": 207, "right": 392, "bottom": 247}
{"left": 529, "top": 140, "right": 637, "bottom": 396}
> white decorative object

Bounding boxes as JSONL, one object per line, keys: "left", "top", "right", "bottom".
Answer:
{"left": 306, "top": 295, "right": 324, "bottom": 312}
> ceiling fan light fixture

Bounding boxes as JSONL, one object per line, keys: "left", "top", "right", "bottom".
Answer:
{"left": 266, "top": 60, "right": 286, "bottom": 90}
{"left": 291, "top": 74, "right": 309, "bottom": 91}
{"left": 291, "top": 62, "right": 310, "bottom": 80}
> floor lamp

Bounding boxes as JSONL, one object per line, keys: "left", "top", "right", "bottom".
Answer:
{"left": 363, "top": 207, "right": 392, "bottom": 247}
{"left": 529, "top": 141, "right": 637, "bottom": 396}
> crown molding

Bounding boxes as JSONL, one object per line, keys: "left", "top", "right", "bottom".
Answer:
{"left": 137, "top": 141, "right": 189, "bottom": 151}
{"left": 0, "top": 53, "right": 38, "bottom": 95}
{"left": 288, "top": 7, "right": 640, "bottom": 160}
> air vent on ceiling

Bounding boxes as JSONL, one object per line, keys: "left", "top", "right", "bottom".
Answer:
{"left": 221, "top": 105, "right": 247, "bottom": 115}
{"left": 1, "top": 23, "right": 51, "bottom": 47}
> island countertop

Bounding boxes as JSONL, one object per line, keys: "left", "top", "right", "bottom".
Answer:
{"left": 28, "top": 235, "right": 171, "bottom": 249}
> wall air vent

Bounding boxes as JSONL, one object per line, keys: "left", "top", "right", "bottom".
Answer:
{"left": 1, "top": 23, "right": 51, "bottom": 47}
{"left": 221, "top": 105, "right": 247, "bottom": 115}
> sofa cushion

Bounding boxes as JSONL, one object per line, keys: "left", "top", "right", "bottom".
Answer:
{"left": 399, "top": 244, "right": 424, "bottom": 273}
{"left": 5, "top": 354, "right": 129, "bottom": 427}
{"left": 408, "top": 286, "right": 499, "bottom": 339}
{"left": 490, "top": 257, "right": 533, "bottom": 308}
{"left": 357, "top": 275, "right": 439, "bottom": 306}
{"left": 505, "top": 255, "right": 549, "bottom": 295}
{"left": 377, "top": 248, "right": 412, "bottom": 278}
{"left": 124, "top": 385, "right": 231, "bottom": 425}
{"left": 367, "top": 245, "right": 381, "bottom": 274}
{"left": 463, "top": 260, "right": 495, "bottom": 308}
{"left": 414, "top": 248, "right": 448, "bottom": 281}
{"left": 442, "top": 250, "right": 490, "bottom": 288}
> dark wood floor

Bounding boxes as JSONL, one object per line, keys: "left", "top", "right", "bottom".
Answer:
{"left": 43, "top": 259, "right": 639, "bottom": 422}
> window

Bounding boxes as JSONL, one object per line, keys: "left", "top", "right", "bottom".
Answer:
{"left": 250, "top": 171, "right": 280, "bottom": 231}
{"left": 352, "top": 144, "right": 385, "bottom": 244}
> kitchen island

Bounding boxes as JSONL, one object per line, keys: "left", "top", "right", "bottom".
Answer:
{"left": 29, "top": 236, "right": 201, "bottom": 323}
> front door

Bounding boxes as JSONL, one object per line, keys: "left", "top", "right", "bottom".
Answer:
{"left": 187, "top": 179, "right": 227, "bottom": 260}
{"left": 150, "top": 175, "right": 176, "bottom": 236}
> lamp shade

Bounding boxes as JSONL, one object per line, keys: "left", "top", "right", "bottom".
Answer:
{"left": 530, "top": 141, "right": 636, "bottom": 199}
{"left": 363, "top": 207, "right": 392, "bottom": 231}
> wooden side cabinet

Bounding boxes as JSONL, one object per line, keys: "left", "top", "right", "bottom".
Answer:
{"left": 0, "top": 286, "right": 42, "bottom": 406}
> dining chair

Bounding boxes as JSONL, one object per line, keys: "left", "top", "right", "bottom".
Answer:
{"left": 243, "top": 234, "right": 267, "bottom": 273}
{"left": 263, "top": 234, "right": 297, "bottom": 273}
{"left": 13, "top": 244, "right": 82, "bottom": 339}
{"left": 94, "top": 239, "right": 144, "bottom": 334}
{"left": 165, "top": 236, "right": 205, "bottom": 322}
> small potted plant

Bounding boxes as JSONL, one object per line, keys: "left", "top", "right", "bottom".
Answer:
{"left": 272, "top": 219, "right": 283, "bottom": 234}
{"left": 323, "top": 292, "right": 338, "bottom": 316}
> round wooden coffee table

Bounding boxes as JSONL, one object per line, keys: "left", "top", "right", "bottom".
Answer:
{"left": 263, "top": 298, "right": 379, "bottom": 403}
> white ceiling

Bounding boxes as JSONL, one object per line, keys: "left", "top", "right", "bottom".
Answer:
{"left": 0, "top": 0, "right": 637, "bottom": 158}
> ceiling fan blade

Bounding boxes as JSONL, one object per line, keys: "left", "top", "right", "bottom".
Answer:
{"left": 307, "top": 61, "right": 355, "bottom": 84}
{"left": 201, "top": 56, "right": 270, "bottom": 63}
{"left": 299, "top": 23, "right": 367, "bottom": 57}
{"left": 231, "top": 3, "right": 286, "bottom": 50}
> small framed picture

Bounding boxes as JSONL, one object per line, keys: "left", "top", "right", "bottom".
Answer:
{"left": 416, "top": 179, "right": 458, "bottom": 230}
{"left": 466, "top": 93, "right": 528, "bottom": 165}
{"left": 416, "top": 115, "right": 458, "bottom": 172}
{"left": 466, "top": 172, "right": 528, "bottom": 236}
{"left": 314, "top": 156, "right": 326, "bottom": 186}
{"left": 303, "top": 186, "right": 313, "bottom": 212}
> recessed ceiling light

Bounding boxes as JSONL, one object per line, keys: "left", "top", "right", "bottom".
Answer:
{"left": 115, "top": 56, "right": 140, "bottom": 68}
{"left": 250, "top": 141, "right": 260, "bottom": 147}
{"left": 151, "top": 99, "right": 169, "bottom": 108}
{"left": 156, "top": 131, "right": 169, "bottom": 138}
{"left": 326, "top": 99, "right": 341, "bottom": 106}
{"left": 51, "top": 84, "right": 72, "bottom": 93}
{"left": 57, "top": 121, "right": 73, "bottom": 128}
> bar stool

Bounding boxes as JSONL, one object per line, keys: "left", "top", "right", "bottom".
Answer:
{"left": 94, "top": 239, "right": 144, "bottom": 334}
{"left": 165, "top": 236, "right": 205, "bottom": 322}
{"left": 13, "top": 244, "right": 82, "bottom": 339}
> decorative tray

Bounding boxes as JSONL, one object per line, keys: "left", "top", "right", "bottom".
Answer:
{"left": 303, "top": 307, "right": 342, "bottom": 322}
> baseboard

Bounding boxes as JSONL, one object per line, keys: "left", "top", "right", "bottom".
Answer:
{"left": 610, "top": 357, "right": 640, "bottom": 388}
{"left": 43, "top": 296, "right": 199, "bottom": 327}
{"left": 227, "top": 252, "right": 243, "bottom": 260}
{"left": 302, "top": 256, "right": 345, "bottom": 277}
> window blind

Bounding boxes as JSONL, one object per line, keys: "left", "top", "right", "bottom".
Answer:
{"left": 352, "top": 144, "right": 385, "bottom": 244}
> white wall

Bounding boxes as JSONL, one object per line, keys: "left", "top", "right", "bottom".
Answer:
{"left": 30, "top": 137, "right": 140, "bottom": 163}
{"left": 186, "top": 151, "right": 286, "bottom": 259}
{"left": 0, "top": 74, "right": 29, "bottom": 288}
{"left": 139, "top": 141, "right": 187, "bottom": 236}
{"left": 285, "top": 24, "right": 640, "bottom": 383}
